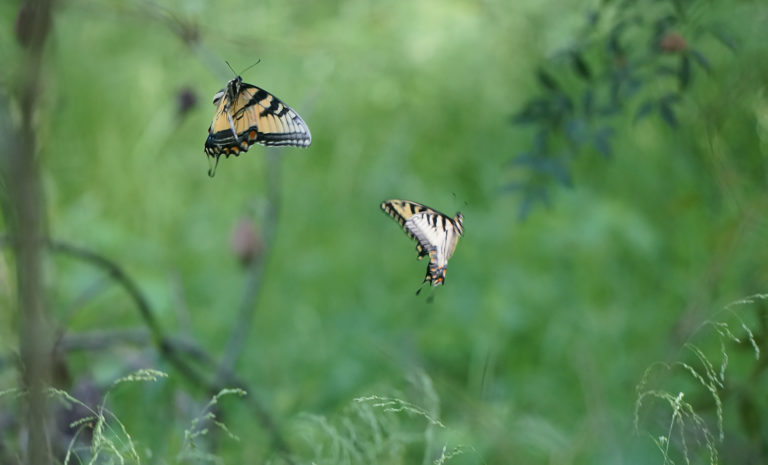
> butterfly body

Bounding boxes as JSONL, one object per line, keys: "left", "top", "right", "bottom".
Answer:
{"left": 204, "top": 76, "right": 311, "bottom": 160}
{"left": 380, "top": 199, "right": 464, "bottom": 291}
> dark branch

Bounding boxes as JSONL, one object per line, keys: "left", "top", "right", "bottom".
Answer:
{"left": 0, "top": 236, "right": 295, "bottom": 462}
{"left": 55, "top": 328, "right": 216, "bottom": 369}
{"left": 44, "top": 238, "right": 295, "bottom": 463}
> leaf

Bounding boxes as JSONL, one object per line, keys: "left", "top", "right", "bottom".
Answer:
{"left": 511, "top": 98, "right": 551, "bottom": 125}
{"left": 513, "top": 155, "right": 564, "bottom": 183}
{"left": 554, "top": 93, "right": 574, "bottom": 115}
{"left": 607, "top": 25, "right": 624, "bottom": 57}
{"left": 582, "top": 89, "right": 594, "bottom": 117}
{"left": 652, "top": 14, "right": 678, "bottom": 41}
{"left": 532, "top": 128, "right": 549, "bottom": 154}
{"left": 509, "top": 153, "right": 539, "bottom": 167}
{"left": 536, "top": 68, "right": 560, "bottom": 92}
{"left": 659, "top": 93, "right": 681, "bottom": 106}
{"left": 689, "top": 49, "right": 711, "bottom": 73}
{"left": 598, "top": 104, "right": 621, "bottom": 117}
{"left": 565, "top": 118, "right": 588, "bottom": 146}
{"left": 593, "top": 126, "right": 614, "bottom": 158}
{"left": 518, "top": 187, "right": 550, "bottom": 221}
{"left": 711, "top": 27, "right": 737, "bottom": 52}
{"left": 659, "top": 102, "right": 678, "bottom": 127}
{"left": 624, "top": 77, "right": 644, "bottom": 100}
{"left": 586, "top": 9, "right": 600, "bottom": 27}
{"left": 655, "top": 65, "right": 678, "bottom": 77}
{"left": 571, "top": 52, "right": 592, "bottom": 81}
{"left": 501, "top": 182, "right": 525, "bottom": 193}
{"left": 548, "top": 156, "right": 573, "bottom": 187}
{"left": 635, "top": 100, "right": 655, "bottom": 121}
{"left": 602, "top": 75, "right": 624, "bottom": 114}
{"left": 678, "top": 54, "right": 691, "bottom": 90}
{"left": 512, "top": 155, "right": 572, "bottom": 187}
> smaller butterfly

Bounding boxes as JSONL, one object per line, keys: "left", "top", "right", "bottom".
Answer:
{"left": 205, "top": 68, "right": 311, "bottom": 176}
{"left": 380, "top": 199, "right": 464, "bottom": 294}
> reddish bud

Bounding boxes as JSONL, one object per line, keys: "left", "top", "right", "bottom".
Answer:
{"left": 660, "top": 32, "right": 687, "bottom": 53}
{"left": 230, "top": 218, "right": 264, "bottom": 266}
{"left": 177, "top": 87, "right": 197, "bottom": 117}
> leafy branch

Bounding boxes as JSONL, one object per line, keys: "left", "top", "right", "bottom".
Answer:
{"left": 506, "top": 0, "right": 733, "bottom": 218}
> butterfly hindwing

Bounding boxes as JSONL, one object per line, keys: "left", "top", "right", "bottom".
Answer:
{"left": 404, "top": 211, "right": 445, "bottom": 257}
{"left": 380, "top": 199, "right": 464, "bottom": 289}
{"left": 205, "top": 76, "right": 311, "bottom": 160}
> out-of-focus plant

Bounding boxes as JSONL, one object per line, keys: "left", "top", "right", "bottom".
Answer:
{"left": 291, "top": 372, "right": 476, "bottom": 465}
{"left": 507, "top": 0, "right": 733, "bottom": 218}
{"left": 635, "top": 295, "right": 767, "bottom": 465}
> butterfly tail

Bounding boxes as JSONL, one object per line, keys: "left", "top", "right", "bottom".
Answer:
{"left": 416, "top": 261, "right": 446, "bottom": 295}
{"left": 207, "top": 154, "right": 221, "bottom": 178}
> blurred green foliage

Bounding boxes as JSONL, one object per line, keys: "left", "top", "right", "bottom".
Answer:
{"left": 1, "top": 0, "right": 768, "bottom": 463}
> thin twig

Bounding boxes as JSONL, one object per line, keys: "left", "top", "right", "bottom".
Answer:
{"left": 209, "top": 149, "right": 292, "bottom": 461}
{"left": 218, "top": 148, "right": 282, "bottom": 378}
{"left": 169, "top": 271, "right": 194, "bottom": 338}
{"left": 58, "top": 328, "right": 149, "bottom": 351}
{"left": 47, "top": 241, "right": 165, "bottom": 342}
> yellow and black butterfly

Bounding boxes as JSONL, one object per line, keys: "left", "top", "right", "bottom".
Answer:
{"left": 380, "top": 199, "right": 464, "bottom": 294}
{"left": 205, "top": 75, "right": 311, "bottom": 175}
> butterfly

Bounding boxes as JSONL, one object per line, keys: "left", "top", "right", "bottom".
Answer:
{"left": 204, "top": 75, "right": 311, "bottom": 176}
{"left": 380, "top": 199, "right": 464, "bottom": 294}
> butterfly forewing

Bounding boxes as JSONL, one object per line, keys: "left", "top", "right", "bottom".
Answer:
{"left": 381, "top": 200, "right": 432, "bottom": 257}
{"left": 234, "top": 84, "right": 311, "bottom": 147}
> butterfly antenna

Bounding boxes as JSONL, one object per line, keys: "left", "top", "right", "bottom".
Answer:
{"left": 224, "top": 60, "right": 237, "bottom": 77}
{"left": 207, "top": 155, "right": 220, "bottom": 178}
{"left": 451, "top": 192, "right": 469, "bottom": 211}
{"left": 239, "top": 58, "right": 262, "bottom": 76}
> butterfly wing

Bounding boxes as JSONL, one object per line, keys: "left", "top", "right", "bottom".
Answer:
{"left": 205, "top": 79, "right": 311, "bottom": 158}
{"left": 380, "top": 200, "right": 434, "bottom": 259}
{"left": 406, "top": 211, "right": 462, "bottom": 287}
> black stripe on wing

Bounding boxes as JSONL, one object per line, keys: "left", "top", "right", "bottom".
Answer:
{"left": 404, "top": 219, "right": 437, "bottom": 259}
{"left": 381, "top": 200, "right": 438, "bottom": 259}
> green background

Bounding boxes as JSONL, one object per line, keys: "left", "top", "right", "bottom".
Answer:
{"left": 2, "top": 0, "right": 768, "bottom": 463}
